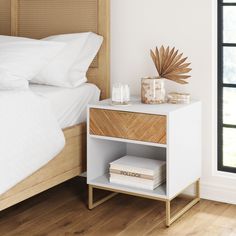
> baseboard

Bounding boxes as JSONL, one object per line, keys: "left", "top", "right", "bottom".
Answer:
{"left": 200, "top": 182, "right": 236, "bottom": 205}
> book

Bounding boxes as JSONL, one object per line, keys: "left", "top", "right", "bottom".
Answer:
{"left": 109, "top": 169, "right": 166, "bottom": 181}
{"left": 109, "top": 156, "right": 166, "bottom": 190}
{"left": 110, "top": 155, "right": 166, "bottom": 176}
{"left": 109, "top": 176, "right": 165, "bottom": 190}
{"left": 110, "top": 173, "right": 165, "bottom": 186}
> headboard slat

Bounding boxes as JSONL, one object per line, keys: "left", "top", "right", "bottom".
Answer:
{"left": 0, "top": 0, "right": 11, "bottom": 35}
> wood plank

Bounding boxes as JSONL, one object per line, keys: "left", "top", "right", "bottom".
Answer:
{"left": 115, "top": 196, "right": 187, "bottom": 236}
{"left": 147, "top": 200, "right": 231, "bottom": 236}
{"left": 10, "top": 0, "right": 18, "bottom": 36}
{"left": 0, "top": 179, "right": 235, "bottom": 236}
{"left": 63, "top": 123, "right": 86, "bottom": 139}
{"left": 38, "top": 195, "right": 143, "bottom": 236}
{"left": 0, "top": 178, "right": 87, "bottom": 235}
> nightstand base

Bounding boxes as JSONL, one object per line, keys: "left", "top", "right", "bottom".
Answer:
{"left": 88, "top": 185, "right": 118, "bottom": 210}
{"left": 88, "top": 180, "right": 200, "bottom": 227}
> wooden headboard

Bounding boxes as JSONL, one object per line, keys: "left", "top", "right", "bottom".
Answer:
{"left": 0, "top": 0, "right": 110, "bottom": 99}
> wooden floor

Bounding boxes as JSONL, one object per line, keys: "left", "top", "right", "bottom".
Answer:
{"left": 0, "top": 178, "right": 235, "bottom": 236}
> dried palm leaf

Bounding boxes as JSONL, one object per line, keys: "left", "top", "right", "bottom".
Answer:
{"left": 150, "top": 46, "right": 192, "bottom": 84}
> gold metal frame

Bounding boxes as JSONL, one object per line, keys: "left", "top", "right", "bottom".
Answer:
{"left": 88, "top": 179, "right": 200, "bottom": 227}
{"left": 165, "top": 179, "right": 200, "bottom": 227}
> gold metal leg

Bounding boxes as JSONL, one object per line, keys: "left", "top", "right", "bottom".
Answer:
{"left": 166, "top": 200, "right": 171, "bottom": 227}
{"left": 88, "top": 185, "right": 118, "bottom": 210}
{"left": 165, "top": 180, "right": 200, "bottom": 227}
{"left": 88, "top": 180, "right": 200, "bottom": 227}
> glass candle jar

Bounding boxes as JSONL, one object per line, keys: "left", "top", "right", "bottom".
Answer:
{"left": 112, "top": 83, "right": 130, "bottom": 105}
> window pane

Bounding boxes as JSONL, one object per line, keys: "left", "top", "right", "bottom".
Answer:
{"left": 223, "top": 6, "right": 236, "bottom": 43}
{"left": 219, "top": 2, "right": 236, "bottom": 173}
{"left": 223, "top": 88, "right": 236, "bottom": 125}
{"left": 223, "top": 128, "right": 236, "bottom": 168}
{"left": 223, "top": 47, "right": 236, "bottom": 84}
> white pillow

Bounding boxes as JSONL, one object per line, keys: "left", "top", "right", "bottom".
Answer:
{"left": 0, "top": 35, "right": 33, "bottom": 43}
{"left": 0, "top": 36, "right": 65, "bottom": 90}
{"left": 32, "top": 32, "right": 103, "bottom": 88}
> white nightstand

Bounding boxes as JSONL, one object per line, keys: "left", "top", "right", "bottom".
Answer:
{"left": 87, "top": 97, "right": 201, "bottom": 227}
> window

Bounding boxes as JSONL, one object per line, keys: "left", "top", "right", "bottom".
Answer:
{"left": 218, "top": 0, "right": 236, "bottom": 173}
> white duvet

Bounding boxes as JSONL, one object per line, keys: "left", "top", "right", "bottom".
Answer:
{"left": 0, "top": 91, "right": 65, "bottom": 195}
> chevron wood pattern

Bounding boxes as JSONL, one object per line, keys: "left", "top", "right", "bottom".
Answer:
{"left": 89, "top": 109, "right": 167, "bottom": 144}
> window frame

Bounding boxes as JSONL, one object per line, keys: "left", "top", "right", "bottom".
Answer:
{"left": 218, "top": 0, "right": 236, "bottom": 173}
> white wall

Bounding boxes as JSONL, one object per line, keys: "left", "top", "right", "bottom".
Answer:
{"left": 111, "top": 0, "right": 236, "bottom": 204}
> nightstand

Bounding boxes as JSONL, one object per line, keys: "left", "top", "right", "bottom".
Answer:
{"left": 87, "top": 97, "right": 201, "bottom": 227}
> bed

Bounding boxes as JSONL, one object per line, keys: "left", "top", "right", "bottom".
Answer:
{"left": 0, "top": 0, "right": 110, "bottom": 211}
{"left": 30, "top": 83, "right": 101, "bottom": 129}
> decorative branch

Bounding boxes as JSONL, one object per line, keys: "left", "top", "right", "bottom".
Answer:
{"left": 150, "top": 46, "right": 192, "bottom": 84}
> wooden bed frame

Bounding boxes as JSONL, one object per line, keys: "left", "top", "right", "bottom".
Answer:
{"left": 0, "top": 0, "right": 110, "bottom": 211}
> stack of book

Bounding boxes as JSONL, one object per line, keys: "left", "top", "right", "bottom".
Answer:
{"left": 109, "top": 155, "right": 166, "bottom": 190}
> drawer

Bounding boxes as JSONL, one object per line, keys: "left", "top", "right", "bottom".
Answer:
{"left": 89, "top": 108, "right": 167, "bottom": 144}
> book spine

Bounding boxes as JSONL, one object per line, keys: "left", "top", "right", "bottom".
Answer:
{"left": 110, "top": 178, "right": 165, "bottom": 190}
{"left": 110, "top": 169, "right": 165, "bottom": 180}
{"left": 110, "top": 164, "right": 166, "bottom": 176}
{"left": 110, "top": 173, "right": 166, "bottom": 185}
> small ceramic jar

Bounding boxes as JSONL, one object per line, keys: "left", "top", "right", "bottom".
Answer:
{"left": 141, "top": 77, "right": 166, "bottom": 104}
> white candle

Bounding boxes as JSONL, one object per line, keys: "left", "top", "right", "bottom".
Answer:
{"left": 112, "top": 83, "right": 130, "bottom": 104}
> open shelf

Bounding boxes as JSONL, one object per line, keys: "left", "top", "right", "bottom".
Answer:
{"left": 89, "top": 174, "right": 167, "bottom": 200}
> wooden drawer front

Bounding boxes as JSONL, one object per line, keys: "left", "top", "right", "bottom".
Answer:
{"left": 90, "top": 109, "right": 167, "bottom": 144}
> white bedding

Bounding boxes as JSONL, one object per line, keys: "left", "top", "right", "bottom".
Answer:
{"left": 30, "top": 83, "right": 100, "bottom": 129}
{"left": 0, "top": 34, "right": 101, "bottom": 196}
{"left": 0, "top": 91, "right": 65, "bottom": 195}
